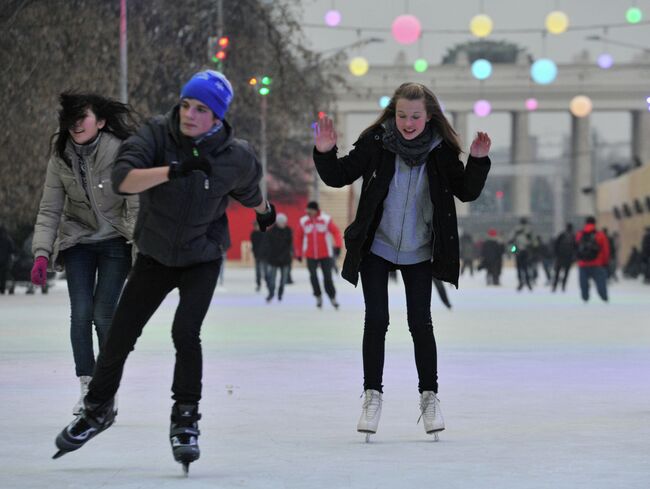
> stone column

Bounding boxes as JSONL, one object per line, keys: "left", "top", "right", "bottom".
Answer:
{"left": 452, "top": 111, "right": 470, "bottom": 217}
{"left": 631, "top": 110, "right": 650, "bottom": 165}
{"left": 570, "top": 114, "right": 593, "bottom": 218}
{"left": 511, "top": 111, "right": 532, "bottom": 217}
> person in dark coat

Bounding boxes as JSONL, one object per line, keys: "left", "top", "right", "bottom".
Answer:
{"left": 509, "top": 218, "right": 533, "bottom": 291}
{"left": 641, "top": 227, "right": 650, "bottom": 283}
{"left": 552, "top": 223, "right": 575, "bottom": 292}
{"left": 0, "top": 225, "right": 16, "bottom": 294}
{"left": 264, "top": 213, "right": 293, "bottom": 302}
{"left": 53, "top": 70, "right": 276, "bottom": 466}
{"left": 459, "top": 231, "right": 476, "bottom": 276}
{"left": 480, "top": 228, "right": 504, "bottom": 286}
{"left": 250, "top": 221, "right": 268, "bottom": 292}
{"left": 313, "top": 82, "right": 491, "bottom": 440}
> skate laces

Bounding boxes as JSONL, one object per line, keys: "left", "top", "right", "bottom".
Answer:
{"left": 417, "top": 392, "right": 438, "bottom": 424}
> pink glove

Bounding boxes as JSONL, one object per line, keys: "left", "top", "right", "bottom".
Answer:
{"left": 31, "top": 256, "right": 49, "bottom": 286}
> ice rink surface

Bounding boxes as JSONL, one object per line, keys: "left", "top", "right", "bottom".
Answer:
{"left": 1, "top": 265, "right": 649, "bottom": 489}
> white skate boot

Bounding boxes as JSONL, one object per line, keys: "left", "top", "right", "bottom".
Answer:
{"left": 357, "top": 389, "right": 382, "bottom": 442}
{"left": 72, "top": 376, "right": 92, "bottom": 415}
{"left": 418, "top": 391, "right": 445, "bottom": 441}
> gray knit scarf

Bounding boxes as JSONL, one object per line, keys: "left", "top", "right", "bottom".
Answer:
{"left": 382, "top": 118, "right": 438, "bottom": 167}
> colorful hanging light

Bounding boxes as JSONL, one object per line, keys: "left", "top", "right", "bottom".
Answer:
{"left": 474, "top": 99, "right": 492, "bottom": 117}
{"left": 525, "top": 98, "right": 539, "bottom": 111}
{"left": 391, "top": 14, "right": 421, "bottom": 45}
{"left": 570, "top": 95, "right": 593, "bottom": 117}
{"left": 379, "top": 96, "right": 391, "bottom": 109}
{"left": 349, "top": 56, "right": 369, "bottom": 76}
{"left": 597, "top": 53, "right": 614, "bottom": 69}
{"left": 531, "top": 58, "right": 558, "bottom": 85}
{"left": 626, "top": 7, "right": 643, "bottom": 24}
{"left": 471, "top": 59, "right": 493, "bottom": 80}
{"left": 470, "top": 14, "right": 493, "bottom": 38}
{"left": 545, "top": 11, "right": 569, "bottom": 34}
{"left": 324, "top": 10, "right": 342, "bottom": 27}
{"left": 413, "top": 58, "right": 428, "bottom": 73}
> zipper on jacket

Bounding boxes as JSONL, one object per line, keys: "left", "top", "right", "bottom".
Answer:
{"left": 363, "top": 170, "right": 377, "bottom": 192}
{"left": 193, "top": 147, "right": 210, "bottom": 190}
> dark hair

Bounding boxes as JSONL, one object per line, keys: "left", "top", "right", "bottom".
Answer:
{"left": 359, "top": 82, "right": 462, "bottom": 157}
{"left": 51, "top": 92, "right": 139, "bottom": 162}
{"left": 585, "top": 216, "right": 596, "bottom": 225}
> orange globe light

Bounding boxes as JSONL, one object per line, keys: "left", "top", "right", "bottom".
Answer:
{"left": 569, "top": 95, "right": 593, "bottom": 117}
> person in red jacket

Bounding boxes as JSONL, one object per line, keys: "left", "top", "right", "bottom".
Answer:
{"left": 295, "top": 201, "right": 343, "bottom": 308}
{"left": 575, "top": 216, "right": 610, "bottom": 302}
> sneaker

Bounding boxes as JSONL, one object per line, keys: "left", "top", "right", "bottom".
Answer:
{"left": 73, "top": 376, "right": 92, "bottom": 416}
{"left": 418, "top": 391, "right": 445, "bottom": 437}
{"left": 357, "top": 389, "right": 382, "bottom": 434}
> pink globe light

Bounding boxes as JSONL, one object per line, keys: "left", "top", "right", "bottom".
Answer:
{"left": 474, "top": 99, "right": 492, "bottom": 117}
{"left": 324, "top": 10, "right": 341, "bottom": 27}
{"left": 597, "top": 53, "right": 614, "bottom": 69}
{"left": 391, "top": 14, "right": 421, "bottom": 45}
{"left": 525, "top": 98, "right": 539, "bottom": 111}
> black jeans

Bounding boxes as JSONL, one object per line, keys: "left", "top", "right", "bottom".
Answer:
{"left": 87, "top": 253, "right": 221, "bottom": 405}
{"left": 516, "top": 251, "right": 532, "bottom": 290}
{"left": 552, "top": 261, "right": 572, "bottom": 292}
{"left": 359, "top": 252, "right": 438, "bottom": 393}
{"left": 306, "top": 257, "right": 336, "bottom": 299}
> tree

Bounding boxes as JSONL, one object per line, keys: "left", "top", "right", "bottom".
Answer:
{"left": 0, "top": 0, "right": 338, "bottom": 233}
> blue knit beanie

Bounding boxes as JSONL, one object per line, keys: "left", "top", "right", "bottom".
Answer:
{"left": 180, "top": 70, "right": 234, "bottom": 120}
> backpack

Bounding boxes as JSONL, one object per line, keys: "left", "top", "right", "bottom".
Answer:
{"left": 576, "top": 231, "right": 601, "bottom": 261}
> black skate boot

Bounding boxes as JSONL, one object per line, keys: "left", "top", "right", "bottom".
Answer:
{"left": 52, "top": 397, "right": 116, "bottom": 459}
{"left": 170, "top": 402, "right": 201, "bottom": 476}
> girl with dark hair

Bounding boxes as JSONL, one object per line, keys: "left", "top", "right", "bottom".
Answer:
{"left": 313, "top": 82, "right": 491, "bottom": 441}
{"left": 31, "top": 92, "right": 139, "bottom": 415}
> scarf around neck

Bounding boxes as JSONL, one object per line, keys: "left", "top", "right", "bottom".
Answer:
{"left": 382, "top": 118, "right": 439, "bottom": 167}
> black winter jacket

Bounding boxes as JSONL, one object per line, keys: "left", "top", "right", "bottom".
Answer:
{"left": 112, "top": 107, "right": 263, "bottom": 267}
{"left": 313, "top": 127, "right": 490, "bottom": 288}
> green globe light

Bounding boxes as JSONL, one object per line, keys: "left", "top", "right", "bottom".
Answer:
{"left": 413, "top": 58, "right": 428, "bottom": 73}
{"left": 261, "top": 76, "right": 272, "bottom": 85}
{"left": 259, "top": 87, "right": 270, "bottom": 96}
{"left": 626, "top": 7, "right": 643, "bottom": 24}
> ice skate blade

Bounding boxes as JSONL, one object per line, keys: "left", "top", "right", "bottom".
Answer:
{"left": 52, "top": 449, "right": 67, "bottom": 459}
{"left": 182, "top": 462, "right": 189, "bottom": 476}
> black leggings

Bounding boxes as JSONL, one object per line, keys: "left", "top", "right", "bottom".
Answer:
{"left": 87, "top": 254, "right": 221, "bottom": 405}
{"left": 359, "top": 253, "right": 438, "bottom": 394}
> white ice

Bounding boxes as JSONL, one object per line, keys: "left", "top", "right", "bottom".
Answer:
{"left": 1, "top": 266, "right": 649, "bottom": 489}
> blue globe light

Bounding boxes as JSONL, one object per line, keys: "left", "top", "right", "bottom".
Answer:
{"left": 471, "top": 59, "right": 493, "bottom": 80}
{"left": 379, "top": 96, "right": 391, "bottom": 108}
{"left": 531, "top": 59, "right": 558, "bottom": 85}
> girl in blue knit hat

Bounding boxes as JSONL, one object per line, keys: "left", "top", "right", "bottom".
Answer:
{"left": 52, "top": 70, "right": 276, "bottom": 474}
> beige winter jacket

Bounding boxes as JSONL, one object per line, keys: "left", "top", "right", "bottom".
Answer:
{"left": 32, "top": 132, "right": 138, "bottom": 269}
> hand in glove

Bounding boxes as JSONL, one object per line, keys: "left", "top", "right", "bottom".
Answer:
{"left": 31, "top": 256, "right": 49, "bottom": 286}
{"left": 168, "top": 155, "right": 212, "bottom": 179}
{"left": 333, "top": 247, "right": 341, "bottom": 259}
{"left": 256, "top": 202, "right": 276, "bottom": 232}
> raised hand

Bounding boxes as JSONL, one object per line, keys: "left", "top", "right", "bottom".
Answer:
{"left": 314, "top": 115, "right": 337, "bottom": 153}
{"left": 470, "top": 132, "right": 491, "bottom": 158}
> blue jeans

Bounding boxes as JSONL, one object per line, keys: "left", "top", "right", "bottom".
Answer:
{"left": 359, "top": 253, "right": 438, "bottom": 393}
{"left": 579, "top": 266, "right": 608, "bottom": 302}
{"left": 266, "top": 264, "right": 289, "bottom": 298}
{"left": 61, "top": 238, "right": 132, "bottom": 377}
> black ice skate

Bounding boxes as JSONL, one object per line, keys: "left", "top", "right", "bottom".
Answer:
{"left": 170, "top": 402, "right": 201, "bottom": 476}
{"left": 52, "top": 397, "right": 116, "bottom": 459}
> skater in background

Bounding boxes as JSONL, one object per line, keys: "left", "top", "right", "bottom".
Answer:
{"left": 479, "top": 228, "right": 504, "bottom": 286}
{"left": 264, "top": 213, "right": 293, "bottom": 302}
{"left": 459, "top": 231, "right": 476, "bottom": 276}
{"left": 0, "top": 224, "right": 15, "bottom": 294}
{"left": 575, "top": 216, "right": 610, "bottom": 302}
{"left": 313, "top": 82, "right": 491, "bottom": 441}
{"left": 53, "top": 70, "right": 276, "bottom": 472}
{"left": 31, "top": 92, "right": 138, "bottom": 414}
{"left": 551, "top": 223, "right": 575, "bottom": 292}
{"left": 250, "top": 220, "right": 268, "bottom": 292}
{"left": 509, "top": 218, "right": 533, "bottom": 291}
{"left": 602, "top": 227, "right": 618, "bottom": 282}
{"left": 642, "top": 227, "right": 650, "bottom": 283}
{"left": 295, "top": 201, "right": 342, "bottom": 309}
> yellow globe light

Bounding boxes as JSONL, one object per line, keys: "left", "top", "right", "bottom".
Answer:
{"left": 349, "top": 56, "right": 369, "bottom": 77}
{"left": 569, "top": 95, "right": 593, "bottom": 117}
{"left": 546, "top": 11, "right": 569, "bottom": 34}
{"left": 470, "top": 14, "right": 493, "bottom": 38}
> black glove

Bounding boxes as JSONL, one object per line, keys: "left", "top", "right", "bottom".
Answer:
{"left": 296, "top": 256, "right": 302, "bottom": 263}
{"left": 256, "top": 202, "right": 276, "bottom": 232}
{"left": 333, "top": 246, "right": 341, "bottom": 259}
{"left": 168, "top": 155, "right": 212, "bottom": 179}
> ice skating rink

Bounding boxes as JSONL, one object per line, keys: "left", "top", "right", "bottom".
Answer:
{"left": 1, "top": 266, "right": 649, "bottom": 489}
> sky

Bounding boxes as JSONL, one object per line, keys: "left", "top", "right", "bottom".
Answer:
{"left": 295, "top": 0, "right": 650, "bottom": 163}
